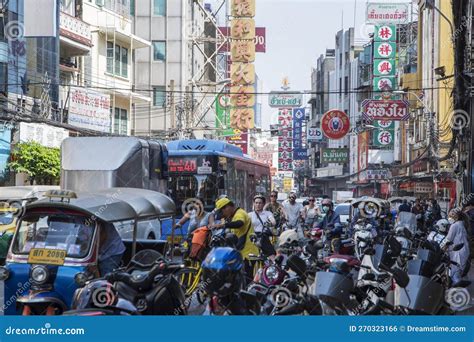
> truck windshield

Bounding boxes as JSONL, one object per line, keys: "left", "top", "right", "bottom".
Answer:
{"left": 12, "top": 215, "right": 95, "bottom": 259}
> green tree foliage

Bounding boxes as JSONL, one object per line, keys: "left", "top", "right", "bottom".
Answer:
{"left": 8, "top": 142, "right": 60, "bottom": 185}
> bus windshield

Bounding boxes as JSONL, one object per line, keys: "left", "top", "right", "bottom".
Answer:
{"left": 169, "top": 175, "right": 217, "bottom": 212}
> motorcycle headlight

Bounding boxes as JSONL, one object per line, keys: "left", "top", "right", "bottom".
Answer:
{"left": 31, "top": 265, "right": 49, "bottom": 284}
{"left": 264, "top": 265, "right": 280, "bottom": 282}
{"left": 0, "top": 266, "right": 9, "bottom": 281}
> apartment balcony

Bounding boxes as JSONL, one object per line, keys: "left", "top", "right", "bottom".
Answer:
{"left": 60, "top": 11, "right": 93, "bottom": 57}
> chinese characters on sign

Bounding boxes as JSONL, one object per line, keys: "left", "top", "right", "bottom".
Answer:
{"left": 229, "top": 0, "right": 256, "bottom": 131}
{"left": 293, "top": 108, "right": 307, "bottom": 160}
{"left": 278, "top": 108, "right": 293, "bottom": 171}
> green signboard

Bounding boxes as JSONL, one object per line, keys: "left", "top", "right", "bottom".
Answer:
{"left": 373, "top": 76, "right": 397, "bottom": 92}
{"left": 321, "top": 148, "right": 349, "bottom": 163}
{"left": 374, "top": 42, "right": 396, "bottom": 59}
{"left": 372, "top": 121, "right": 395, "bottom": 148}
{"left": 374, "top": 25, "right": 397, "bottom": 42}
{"left": 374, "top": 59, "right": 396, "bottom": 76}
{"left": 215, "top": 95, "right": 233, "bottom": 136}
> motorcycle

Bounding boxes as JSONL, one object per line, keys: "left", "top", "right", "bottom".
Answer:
{"left": 65, "top": 250, "right": 189, "bottom": 315}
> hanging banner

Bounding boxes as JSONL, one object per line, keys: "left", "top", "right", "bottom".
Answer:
{"left": 293, "top": 108, "right": 306, "bottom": 160}
{"left": 321, "top": 109, "right": 350, "bottom": 140}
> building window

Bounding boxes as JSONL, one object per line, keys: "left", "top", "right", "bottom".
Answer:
{"left": 154, "top": 0, "right": 166, "bottom": 16}
{"left": 153, "top": 41, "right": 166, "bottom": 61}
{"left": 114, "top": 108, "right": 128, "bottom": 135}
{"left": 153, "top": 86, "right": 166, "bottom": 107}
{"left": 107, "top": 42, "right": 128, "bottom": 78}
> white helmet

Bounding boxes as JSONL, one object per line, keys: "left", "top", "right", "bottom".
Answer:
{"left": 434, "top": 219, "right": 450, "bottom": 234}
{"left": 277, "top": 229, "right": 299, "bottom": 248}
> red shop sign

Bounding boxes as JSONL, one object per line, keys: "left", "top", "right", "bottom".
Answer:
{"left": 321, "top": 109, "right": 350, "bottom": 140}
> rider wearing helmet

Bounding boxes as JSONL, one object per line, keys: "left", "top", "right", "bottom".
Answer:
{"left": 427, "top": 219, "right": 450, "bottom": 246}
{"left": 212, "top": 198, "right": 258, "bottom": 281}
{"left": 316, "top": 199, "right": 341, "bottom": 230}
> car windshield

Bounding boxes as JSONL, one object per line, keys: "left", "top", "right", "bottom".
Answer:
{"left": 12, "top": 215, "right": 95, "bottom": 258}
{"left": 335, "top": 205, "right": 350, "bottom": 216}
{"left": 0, "top": 211, "right": 14, "bottom": 225}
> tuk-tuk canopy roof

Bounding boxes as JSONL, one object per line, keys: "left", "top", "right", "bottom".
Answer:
{"left": 0, "top": 186, "right": 60, "bottom": 202}
{"left": 25, "top": 188, "right": 176, "bottom": 222}
{"left": 351, "top": 196, "right": 387, "bottom": 208}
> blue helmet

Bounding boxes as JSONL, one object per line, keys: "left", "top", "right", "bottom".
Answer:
{"left": 201, "top": 247, "right": 244, "bottom": 296}
{"left": 202, "top": 247, "right": 243, "bottom": 272}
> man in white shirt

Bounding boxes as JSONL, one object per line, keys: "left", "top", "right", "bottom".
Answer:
{"left": 282, "top": 192, "right": 303, "bottom": 228}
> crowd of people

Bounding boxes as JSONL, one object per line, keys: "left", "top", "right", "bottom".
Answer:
{"left": 178, "top": 192, "right": 473, "bottom": 286}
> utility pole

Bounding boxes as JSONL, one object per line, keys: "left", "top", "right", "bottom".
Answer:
{"left": 169, "top": 79, "right": 176, "bottom": 132}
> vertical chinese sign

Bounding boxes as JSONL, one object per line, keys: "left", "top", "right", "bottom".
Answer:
{"left": 278, "top": 109, "right": 293, "bottom": 171}
{"left": 373, "top": 24, "right": 397, "bottom": 93}
{"left": 230, "top": 0, "right": 256, "bottom": 131}
{"left": 293, "top": 108, "right": 307, "bottom": 160}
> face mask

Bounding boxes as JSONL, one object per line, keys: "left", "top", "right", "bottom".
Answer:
{"left": 448, "top": 218, "right": 455, "bottom": 224}
{"left": 322, "top": 206, "right": 329, "bottom": 213}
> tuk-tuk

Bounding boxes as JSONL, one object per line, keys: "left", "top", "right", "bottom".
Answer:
{"left": 350, "top": 197, "right": 392, "bottom": 230}
{"left": 0, "top": 187, "right": 175, "bottom": 315}
{"left": 0, "top": 186, "right": 59, "bottom": 264}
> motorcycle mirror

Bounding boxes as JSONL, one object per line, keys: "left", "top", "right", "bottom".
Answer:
{"left": 287, "top": 254, "right": 307, "bottom": 278}
{"left": 453, "top": 243, "right": 464, "bottom": 252}
{"left": 391, "top": 268, "right": 409, "bottom": 288}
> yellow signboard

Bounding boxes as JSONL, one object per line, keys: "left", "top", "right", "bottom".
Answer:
{"left": 231, "top": 63, "right": 255, "bottom": 85}
{"left": 230, "top": 108, "right": 255, "bottom": 130}
{"left": 231, "top": 86, "right": 255, "bottom": 107}
{"left": 231, "top": 19, "right": 255, "bottom": 40}
{"left": 28, "top": 248, "right": 67, "bottom": 266}
{"left": 231, "top": 40, "right": 256, "bottom": 63}
{"left": 283, "top": 178, "right": 293, "bottom": 192}
{"left": 231, "top": 0, "right": 256, "bottom": 17}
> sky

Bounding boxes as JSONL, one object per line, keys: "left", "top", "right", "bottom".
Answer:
{"left": 253, "top": 0, "right": 412, "bottom": 129}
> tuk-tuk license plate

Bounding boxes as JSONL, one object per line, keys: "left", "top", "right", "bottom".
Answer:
{"left": 28, "top": 248, "right": 67, "bottom": 266}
